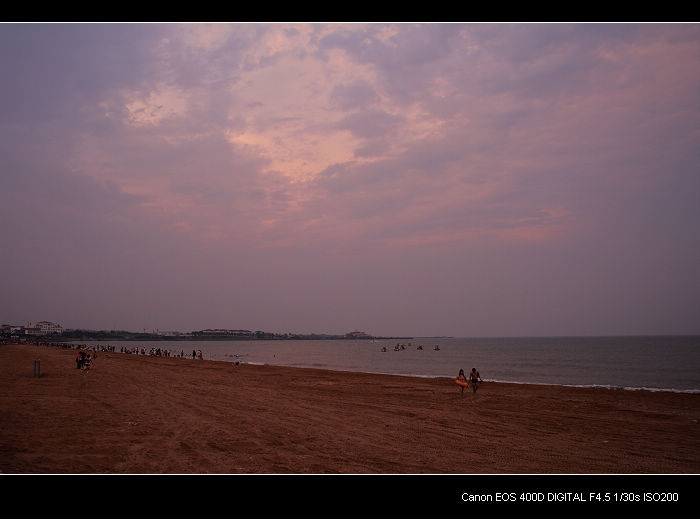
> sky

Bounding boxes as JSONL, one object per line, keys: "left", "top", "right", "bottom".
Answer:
{"left": 1, "top": 22, "right": 699, "bottom": 338}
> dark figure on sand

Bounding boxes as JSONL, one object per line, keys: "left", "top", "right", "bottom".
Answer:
{"left": 469, "top": 368, "right": 482, "bottom": 393}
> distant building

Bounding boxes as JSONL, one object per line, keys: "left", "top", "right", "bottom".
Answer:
{"left": 193, "top": 329, "right": 254, "bottom": 337}
{"left": 25, "top": 321, "right": 64, "bottom": 336}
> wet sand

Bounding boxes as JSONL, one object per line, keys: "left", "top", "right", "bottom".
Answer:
{"left": 1, "top": 343, "right": 698, "bottom": 474}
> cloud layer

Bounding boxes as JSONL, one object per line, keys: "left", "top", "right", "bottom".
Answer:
{"left": 2, "top": 23, "right": 699, "bottom": 336}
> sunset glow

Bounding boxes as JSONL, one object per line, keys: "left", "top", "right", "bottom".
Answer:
{"left": 2, "top": 23, "right": 699, "bottom": 337}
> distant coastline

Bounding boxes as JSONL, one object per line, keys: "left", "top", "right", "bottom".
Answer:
{"left": 1, "top": 328, "right": 417, "bottom": 342}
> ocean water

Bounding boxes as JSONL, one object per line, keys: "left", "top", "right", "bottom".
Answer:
{"left": 78, "top": 335, "right": 700, "bottom": 393}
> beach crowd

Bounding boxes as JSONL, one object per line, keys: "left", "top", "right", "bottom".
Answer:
{"left": 5, "top": 339, "right": 206, "bottom": 363}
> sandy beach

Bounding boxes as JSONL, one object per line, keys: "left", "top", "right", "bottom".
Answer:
{"left": 1, "top": 343, "right": 698, "bottom": 474}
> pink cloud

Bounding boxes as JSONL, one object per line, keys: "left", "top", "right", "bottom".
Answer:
{"left": 2, "top": 23, "right": 699, "bottom": 335}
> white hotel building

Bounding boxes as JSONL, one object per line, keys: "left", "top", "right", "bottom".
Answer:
{"left": 25, "top": 321, "right": 64, "bottom": 336}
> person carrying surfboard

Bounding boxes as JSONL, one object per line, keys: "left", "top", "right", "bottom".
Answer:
{"left": 469, "top": 368, "right": 482, "bottom": 394}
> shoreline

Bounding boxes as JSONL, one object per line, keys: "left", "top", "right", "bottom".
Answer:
{"left": 236, "top": 361, "right": 700, "bottom": 395}
{"left": 21, "top": 340, "right": 700, "bottom": 395}
{"left": 1, "top": 343, "right": 698, "bottom": 474}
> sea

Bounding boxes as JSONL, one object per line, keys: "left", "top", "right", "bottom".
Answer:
{"left": 74, "top": 335, "right": 700, "bottom": 394}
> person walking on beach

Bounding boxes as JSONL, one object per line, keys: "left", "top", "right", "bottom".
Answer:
{"left": 469, "top": 368, "right": 482, "bottom": 394}
{"left": 457, "top": 369, "right": 468, "bottom": 394}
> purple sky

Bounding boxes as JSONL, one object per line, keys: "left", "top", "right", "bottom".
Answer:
{"left": 1, "top": 23, "right": 699, "bottom": 337}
